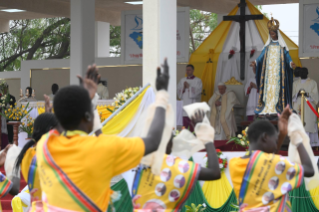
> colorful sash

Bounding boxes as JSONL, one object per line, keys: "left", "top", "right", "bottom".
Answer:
{"left": 132, "top": 155, "right": 200, "bottom": 212}
{"left": 37, "top": 130, "right": 102, "bottom": 212}
{"left": 27, "top": 155, "right": 37, "bottom": 191}
{"left": 238, "top": 151, "right": 303, "bottom": 212}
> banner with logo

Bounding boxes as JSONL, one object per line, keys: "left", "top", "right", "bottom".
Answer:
{"left": 122, "top": 8, "right": 189, "bottom": 63}
{"left": 301, "top": 3, "right": 319, "bottom": 57}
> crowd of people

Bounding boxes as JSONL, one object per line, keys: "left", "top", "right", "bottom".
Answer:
{"left": 0, "top": 16, "right": 316, "bottom": 212}
{"left": 0, "top": 58, "right": 314, "bottom": 212}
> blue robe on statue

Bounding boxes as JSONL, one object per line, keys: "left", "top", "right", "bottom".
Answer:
{"left": 255, "top": 41, "right": 293, "bottom": 114}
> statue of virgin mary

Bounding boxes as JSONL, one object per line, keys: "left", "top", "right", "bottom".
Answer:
{"left": 251, "top": 17, "right": 296, "bottom": 117}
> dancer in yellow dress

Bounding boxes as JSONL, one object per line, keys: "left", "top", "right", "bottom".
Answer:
{"left": 14, "top": 113, "right": 59, "bottom": 212}
{"left": 36, "top": 60, "right": 171, "bottom": 212}
{"left": 132, "top": 110, "right": 221, "bottom": 211}
{"left": 229, "top": 107, "right": 314, "bottom": 212}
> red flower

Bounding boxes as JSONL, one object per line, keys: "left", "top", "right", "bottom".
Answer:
{"left": 216, "top": 149, "right": 221, "bottom": 153}
{"left": 229, "top": 50, "right": 235, "bottom": 55}
{"left": 218, "top": 158, "right": 223, "bottom": 164}
{"left": 251, "top": 49, "right": 255, "bottom": 54}
{"left": 224, "top": 164, "right": 228, "bottom": 168}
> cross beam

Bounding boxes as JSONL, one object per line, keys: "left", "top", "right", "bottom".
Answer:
{"left": 223, "top": 0, "right": 263, "bottom": 80}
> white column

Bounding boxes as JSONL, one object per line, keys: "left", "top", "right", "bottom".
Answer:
{"left": 70, "top": 0, "right": 95, "bottom": 85}
{"left": 143, "top": 0, "right": 177, "bottom": 113}
{"left": 95, "top": 21, "right": 110, "bottom": 58}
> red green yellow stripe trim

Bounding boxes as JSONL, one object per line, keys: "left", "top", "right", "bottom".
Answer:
{"left": 0, "top": 179, "right": 12, "bottom": 198}
{"left": 173, "top": 163, "right": 201, "bottom": 211}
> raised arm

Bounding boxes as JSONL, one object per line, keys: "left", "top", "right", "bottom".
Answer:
{"left": 288, "top": 114, "right": 314, "bottom": 177}
{"left": 191, "top": 110, "right": 221, "bottom": 181}
{"left": 276, "top": 105, "right": 292, "bottom": 154}
{"left": 142, "top": 59, "right": 170, "bottom": 156}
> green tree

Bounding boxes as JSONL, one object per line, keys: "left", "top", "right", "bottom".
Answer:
{"left": 0, "top": 18, "right": 70, "bottom": 72}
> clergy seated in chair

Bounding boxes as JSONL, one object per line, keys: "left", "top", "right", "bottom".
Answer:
{"left": 208, "top": 82, "right": 240, "bottom": 140}
{"left": 245, "top": 68, "right": 258, "bottom": 122}
{"left": 292, "top": 67, "right": 319, "bottom": 147}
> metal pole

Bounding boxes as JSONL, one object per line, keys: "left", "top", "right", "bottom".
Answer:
{"left": 89, "top": 83, "right": 151, "bottom": 135}
{"left": 300, "top": 90, "right": 306, "bottom": 126}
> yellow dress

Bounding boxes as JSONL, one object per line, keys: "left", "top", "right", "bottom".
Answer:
{"left": 36, "top": 130, "right": 145, "bottom": 212}
{"left": 229, "top": 151, "right": 304, "bottom": 212}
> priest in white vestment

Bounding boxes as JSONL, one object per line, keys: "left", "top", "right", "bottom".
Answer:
{"left": 177, "top": 65, "right": 202, "bottom": 131}
{"left": 97, "top": 80, "right": 109, "bottom": 100}
{"left": 208, "top": 83, "right": 240, "bottom": 140}
{"left": 245, "top": 68, "right": 258, "bottom": 121}
{"left": 292, "top": 68, "right": 319, "bottom": 147}
{"left": 293, "top": 67, "right": 301, "bottom": 82}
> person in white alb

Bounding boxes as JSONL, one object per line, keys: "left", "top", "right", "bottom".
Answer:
{"left": 177, "top": 64, "right": 202, "bottom": 131}
{"left": 245, "top": 68, "right": 258, "bottom": 121}
{"left": 292, "top": 67, "right": 319, "bottom": 147}
{"left": 208, "top": 83, "right": 240, "bottom": 140}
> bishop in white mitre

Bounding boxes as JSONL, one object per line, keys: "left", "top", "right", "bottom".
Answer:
{"left": 293, "top": 68, "right": 319, "bottom": 147}
{"left": 245, "top": 68, "right": 258, "bottom": 121}
{"left": 208, "top": 83, "right": 240, "bottom": 140}
{"left": 177, "top": 65, "right": 202, "bottom": 131}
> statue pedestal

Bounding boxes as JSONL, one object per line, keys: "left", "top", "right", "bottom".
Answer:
{"left": 7, "top": 121, "right": 21, "bottom": 146}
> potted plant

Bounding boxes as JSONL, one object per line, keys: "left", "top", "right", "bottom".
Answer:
{"left": 0, "top": 102, "right": 32, "bottom": 145}
{"left": 20, "top": 116, "right": 34, "bottom": 138}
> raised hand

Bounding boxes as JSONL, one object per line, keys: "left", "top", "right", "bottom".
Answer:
{"left": 156, "top": 58, "right": 169, "bottom": 91}
{"left": 0, "top": 144, "right": 12, "bottom": 167}
{"left": 77, "top": 64, "right": 101, "bottom": 99}
{"left": 250, "top": 61, "right": 256, "bottom": 68}
{"left": 278, "top": 105, "right": 292, "bottom": 137}
{"left": 44, "top": 94, "right": 52, "bottom": 113}
{"left": 191, "top": 110, "right": 205, "bottom": 128}
{"left": 291, "top": 62, "right": 297, "bottom": 69}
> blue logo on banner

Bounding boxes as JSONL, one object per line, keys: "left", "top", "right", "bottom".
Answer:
{"left": 129, "top": 32, "right": 143, "bottom": 49}
{"left": 129, "top": 16, "right": 143, "bottom": 49}
{"left": 310, "top": 7, "right": 319, "bottom": 36}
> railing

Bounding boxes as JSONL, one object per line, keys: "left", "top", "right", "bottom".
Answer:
{"left": 89, "top": 83, "right": 151, "bottom": 135}
{"left": 300, "top": 89, "right": 306, "bottom": 126}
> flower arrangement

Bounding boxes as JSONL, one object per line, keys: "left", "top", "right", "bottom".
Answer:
{"left": 228, "top": 50, "right": 235, "bottom": 59}
{"left": 0, "top": 102, "right": 32, "bottom": 121}
{"left": 227, "top": 127, "right": 250, "bottom": 150}
{"left": 205, "top": 149, "right": 227, "bottom": 172}
{"left": 250, "top": 49, "right": 256, "bottom": 58}
{"left": 0, "top": 94, "right": 10, "bottom": 110}
{"left": 108, "top": 87, "right": 140, "bottom": 113}
{"left": 20, "top": 116, "right": 34, "bottom": 137}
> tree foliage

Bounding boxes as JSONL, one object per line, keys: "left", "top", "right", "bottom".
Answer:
{"left": 0, "top": 18, "right": 70, "bottom": 71}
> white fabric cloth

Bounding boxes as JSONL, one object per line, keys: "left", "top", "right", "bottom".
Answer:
{"left": 5, "top": 145, "right": 21, "bottom": 180}
{"left": 208, "top": 89, "right": 240, "bottom": 140}
{"left": 12, "top": 185, "right": 31, "bottom": 212}
{"left": 1, "top": 116, "right": 7, "bottom": 134}
{"left": 97, "top": 83, "right": 109, "bottom": 100}
{"left": 244, "top": 76, "right": 258, "bottom": 116}
{"left": 292, "top": 78, "right": 319, "bottom": 146}
{"left": 176, "top": 101, "right": 183, "bottom": 126}
{"left": 263, "top": 30, "right": 289, "bottom": 51}
{"left": 288, "top": 114, "right": 319, "bottom": 190}
{"left": 171, "top": 129, "right": 205, "bottom": 160}
{"left": 177, "top": 77, "right": 202, "bottom": 116}
{"left": 183, "top": 102, "right": 210, "bottom": 119}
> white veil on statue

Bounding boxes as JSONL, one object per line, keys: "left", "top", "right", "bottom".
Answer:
{"left": 263, "top": 30, "right": 289, "bottom": 51}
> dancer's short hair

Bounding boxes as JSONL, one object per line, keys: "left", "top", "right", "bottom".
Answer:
{"left": 247, "top": 120, "right": 277, "bottom": 143}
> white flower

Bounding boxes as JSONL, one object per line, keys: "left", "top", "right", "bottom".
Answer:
{"left": 10, "top": 99, "right": 12, "bottom": 101}
{"left": 237, "top": 134, "right": 242, "bottom": 138}
{"left": 219, "top": 164, "right": 223, "bottom": 169}
{"left": 220, "top": 154, "right": 226, "bottom": 159}
{"left": 202, "top": 203, "right": 207, "bottom": 208}
{"left": 245, "top": 127, "right": 249, "bottom": 132}
{"left": 241, "top": 141, "right": 245, "bottom": 145}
